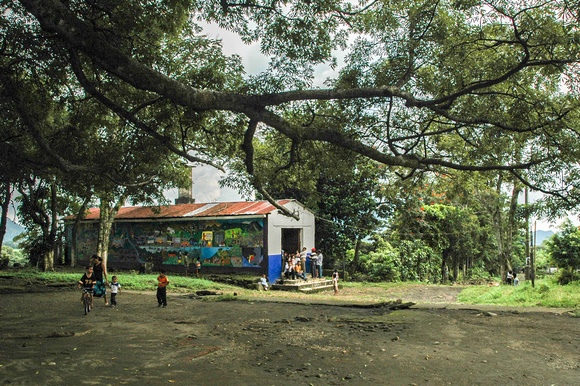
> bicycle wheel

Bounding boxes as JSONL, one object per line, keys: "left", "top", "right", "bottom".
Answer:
{"left": 84, "top": 294, "right": 90, "bottom": 315}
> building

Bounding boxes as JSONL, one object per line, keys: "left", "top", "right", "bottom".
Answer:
{"left": 65, "top": 200, "right": 315, "bottom": 283}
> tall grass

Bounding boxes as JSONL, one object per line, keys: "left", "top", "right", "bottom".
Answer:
{"left": 457, "top": 278, "right": 580, "bottom": 308}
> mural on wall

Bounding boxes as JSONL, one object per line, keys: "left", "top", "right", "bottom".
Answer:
{"left": 75, "top": 219, "right": 265, "bottom": 268}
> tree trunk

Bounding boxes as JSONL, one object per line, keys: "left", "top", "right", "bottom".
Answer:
{"left": 441, "top": 254, "right": 449, "bottom": 284}
{"left": 97, "top": 194, "right": 126, "bottom": 270}
{"left": 505, "top": 183, "right": 520, "bottom": 274}
{"left": 352, "top": 235, "right": 362, "bottom": 273}
{"left": 43, "top": 180, "right": 58, "bottom": 271}
{"left": 453, "top": 256, "right": 459, "bottom": 282}
{"left": 43, "top": 249, "right": 54, "bottom": 271}
{"left": 0, "top": 183, "right": 11, "bottom": 253}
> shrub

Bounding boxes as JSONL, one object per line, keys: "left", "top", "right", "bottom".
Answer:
{"left": 557, "top": 267, "right": 579, "bottom": 285}
{"left": 546, "top": 219, "right": 580, "bottom": 275}
{"left": 536, "top": 283, "right": 550, "bottom": 294}
{"left": 359, "top": 242, "right": 401, "bottom": 282}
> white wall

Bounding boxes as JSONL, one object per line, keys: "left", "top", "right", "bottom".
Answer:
{"left": 267, "top": 201, "right": 315, "bottom": 256}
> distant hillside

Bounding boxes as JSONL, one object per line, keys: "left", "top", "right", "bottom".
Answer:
{"left": 535, "top": 230, "right": 554, "bottom": 245}
{"left": 4, "top": 219, "right": 24, "bottom": 242}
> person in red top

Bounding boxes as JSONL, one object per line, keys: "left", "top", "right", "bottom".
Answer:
{"left": 156, "top": 269, "right": 169, "bottom": 307}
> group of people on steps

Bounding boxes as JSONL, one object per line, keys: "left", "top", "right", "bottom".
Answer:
{"left": 281, "top": 248, "right": 339, "bottom": 294}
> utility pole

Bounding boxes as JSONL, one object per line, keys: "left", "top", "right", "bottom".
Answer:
{"left": 531, "top": 221, "right": 536, "bottom": 287}
{"left": 525, "top": 188, "right": 532, "bottom": 285}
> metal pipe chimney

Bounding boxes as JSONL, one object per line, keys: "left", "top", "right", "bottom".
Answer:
{"left": 175, "top": 167, "right": 195, "bottom": 205}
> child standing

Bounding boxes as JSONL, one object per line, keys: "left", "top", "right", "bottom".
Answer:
{"left": 110, "top": 276, "right": 121, "bottom": 306}
{"left": 332, "top": 269, "right": 339, "bottom": 295}
{"left": 195, "top": 259, "right": 201, "bottom": 278}
{"left": 156, "top": 269, "right": 169, "bottom": 307}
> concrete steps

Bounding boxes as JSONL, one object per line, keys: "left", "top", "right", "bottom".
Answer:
{"left": 272, "top": 278, "right": 335, "bottom": 293}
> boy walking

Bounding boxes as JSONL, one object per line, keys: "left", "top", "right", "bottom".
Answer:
{"left": 195, "top": 258, "right": 201, "bottom": 278}
{"left": 156, "top": 269, "right": 169, "bottom": 307}
{"left": 110, "top": 276, "right": 121, "bottom": 306}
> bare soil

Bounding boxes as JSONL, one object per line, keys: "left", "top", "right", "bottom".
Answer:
{"left": 0, "top": 283, "right": 579, "bottom": 385}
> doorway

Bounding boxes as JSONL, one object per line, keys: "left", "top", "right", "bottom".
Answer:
{"left": 281, "top": 228, "right": 301, "bottom": 255}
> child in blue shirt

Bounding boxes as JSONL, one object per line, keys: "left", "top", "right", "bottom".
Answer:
{"left": 110, "top": 276, "right": 121, "bottom": 306}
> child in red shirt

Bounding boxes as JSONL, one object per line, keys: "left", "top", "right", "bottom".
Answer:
{"left": 156, "top": 269, "right": 169, "bottom": 307}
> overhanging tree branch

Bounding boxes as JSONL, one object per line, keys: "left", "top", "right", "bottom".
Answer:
{"left": 68, "top": 50, "right": 225, "bottom": 172}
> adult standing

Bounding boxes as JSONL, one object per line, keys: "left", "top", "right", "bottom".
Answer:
{"left": 310, "top": 249, "right": 318, "bottom": 278}
{"left": 299, "top": 247, "right": 308, "bottom": 274}
{"left": 317, "top": 250, "right": 324, "bottom": 278}
{"left": 91, "top": 255, "right": 109, "bottom": 306}
{"left": 181, "top": 250, "right": 189, "bottom": 277}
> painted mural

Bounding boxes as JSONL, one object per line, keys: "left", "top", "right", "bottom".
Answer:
{"left": 75, "top": 219, "right": 264, "bottom": 268}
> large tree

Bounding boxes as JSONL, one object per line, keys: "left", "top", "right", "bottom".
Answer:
{"left": 1, "top": 1, "right": 196, "bottom": 269}
{"left": 2, "top": 0, "right": 578, "bottom": 221}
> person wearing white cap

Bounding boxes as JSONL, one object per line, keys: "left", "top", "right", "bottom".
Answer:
{"left": 310, "top": 248, "right": 318, "bottom": 278}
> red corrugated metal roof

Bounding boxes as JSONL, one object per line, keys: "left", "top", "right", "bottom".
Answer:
{"left": 68, "top": 200, "right": 293, "bottom": 221}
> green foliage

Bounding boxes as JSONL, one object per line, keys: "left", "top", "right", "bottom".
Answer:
{"left": 396, "top": 239, "right": 440, "bottom": 283}
{"left": 0, "top": 246, "right": 27, "bottom": 267}
{"left": 356, "top": 241, "right": 400, "bottom": 282}
{"left": 465, "top": 261, "right": 492, "bottom": 282}
{"left": 556, "top": 267, "right": 580, "bottom": 285}
{"left": 12, "top": 229, "right": 46, "bottom": 267}
{"left": 546, "top": 219, "right": 580, "bottom": 272}
{"left": 347, "top": 235, "right": 440, "bottom": 283}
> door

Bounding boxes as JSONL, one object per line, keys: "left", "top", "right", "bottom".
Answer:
{"left": 281, "top": 228, "right": 301, "bottom": 255}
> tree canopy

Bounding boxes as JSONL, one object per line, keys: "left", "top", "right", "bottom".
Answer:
{"left": 1, "top": 0, "right": 579, "bottom": 221}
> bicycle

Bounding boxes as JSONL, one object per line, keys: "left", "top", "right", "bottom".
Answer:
{"left": 81, "top": 287, "right": 93, "bottom": 315}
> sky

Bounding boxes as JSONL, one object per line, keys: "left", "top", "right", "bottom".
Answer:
{"left": 164, "top": 165, "right": 245, "bottom": 204}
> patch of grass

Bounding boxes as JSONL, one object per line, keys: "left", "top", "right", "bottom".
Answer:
{"left": 2, "top": 268, "right": 579, "bottom": 309}
{"left": 457, "top": 278, "right": 580, "bottom": 308}
{"left": 0, "top": 268, "right": 247, "bottom": 294}
{"left": 0, "top": 268, "right": 79, "bottom": 283}
{"left": 200, "top": 293, "right": 239, "bottom": 302}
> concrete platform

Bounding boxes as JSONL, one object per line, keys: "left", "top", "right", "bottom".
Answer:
{"left": 272, "top": 277, "right": 336, "bottom": 293}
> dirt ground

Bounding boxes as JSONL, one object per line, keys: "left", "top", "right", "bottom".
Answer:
{"left": 0, "top": 284, "right": 579, "bottom": 385}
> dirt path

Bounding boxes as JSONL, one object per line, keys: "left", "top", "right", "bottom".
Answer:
{"left": 0, "top": 289, "right": 578, "bottom": 385}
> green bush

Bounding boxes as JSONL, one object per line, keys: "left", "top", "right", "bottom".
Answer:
{"left": 546, "top": 219, "right": 580, "bottom": 273}
{"left": 557, "top": 267, "right": 579, "bottom": 285}
{"left": 397, "top": 240, "right": 441, "bottom": 283}
{"left": 357, "top": 241, "right": 401, "bottom": 282}
{"left": 537, "top": 282, "right": 551, "bottom": 294}
{"left": 1, "top": 246, "right": 27, "bottom": 268}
